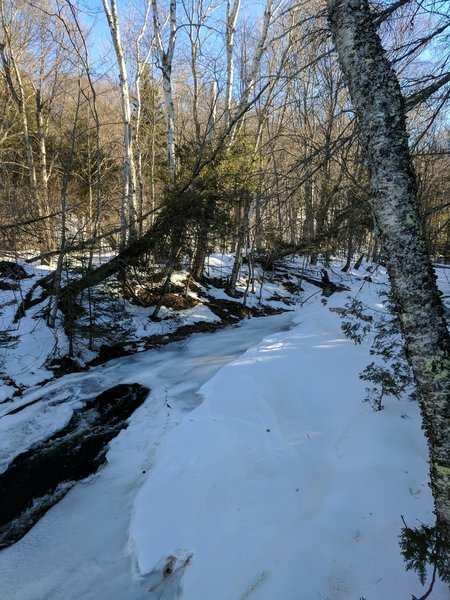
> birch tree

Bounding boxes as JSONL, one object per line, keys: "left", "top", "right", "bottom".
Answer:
{"left": 223, "top": 0, "right": 241, "bottom": 132}
{"left": 152, "top": 0, "right": 177, "bottom": 179}
{"left": 327, "top": 0, "right": 450, "bottom": 569}
{"left": 229, "top": 0, "right": 284, "bottom": 142}
{"left": 101, "top": 0, "right": 138, "bottom": 246}
{"left": 133, "top": 0, "right": 152, "bottom": 235}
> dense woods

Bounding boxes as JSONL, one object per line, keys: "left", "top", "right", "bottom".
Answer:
{"left": 1, "top": 0, "right": 450, "bottom": 585}
{"left": 1, "top": 0, "right": 448, "bottom": 271}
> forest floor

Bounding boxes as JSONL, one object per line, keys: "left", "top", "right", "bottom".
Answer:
{"left": 0, "top": 254, "right": 449, "bottom": 599}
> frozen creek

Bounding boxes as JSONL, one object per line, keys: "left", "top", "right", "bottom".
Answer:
{"left": 0, "top": 310, "right": 297, "bottom": 600}
{"left": 1, "top": 274, "right": 448, "bottom": 600}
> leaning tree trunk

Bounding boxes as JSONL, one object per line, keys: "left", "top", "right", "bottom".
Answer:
{"left": 327, "top": 0, "right": 450, "bottom": 566}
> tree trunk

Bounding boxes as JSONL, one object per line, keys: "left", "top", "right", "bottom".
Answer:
{"left": 231, "top": 0, "right": 274, "bottom": 143}
{"left": 341, "top": 228, "right": 353, "bottom": 272}
{"left": 191, "top": 229, "right": 208, "bottom": 281}
{"left": 101, "top": 0, "right": 137, "bottom": 247}
{"left": 353, "top": 253, "right": 364, "bottom": 271}
{"left": 152, "top": 0, "right": 177, "bottom": 180}
{"left": 35, "top": 88, "right": 53, "bottom": 258}
{"left": 327, "top": 0, "right": 450, "bottom": 567}
{"left": 134, "top": 1, "right": 151, "bottom": 238}
{"left": 229, "top": 199, "right": 251, "bottom": 294}
{"left": 224, "top": 0, "right": 241, "bottom": 132}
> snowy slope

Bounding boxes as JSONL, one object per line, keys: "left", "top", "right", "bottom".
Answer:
{"left": 0, "top": 263, "right": 448, "bottom": 599}
{"left": 130, "top": 278, "right": 448, "bottom": 599}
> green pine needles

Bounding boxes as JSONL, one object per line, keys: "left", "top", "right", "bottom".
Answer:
{"left": 399, "top": 521, "right": 450, "bottom": 592}
{"left": 340, "top": 290, "right": 415, "bottom": 410}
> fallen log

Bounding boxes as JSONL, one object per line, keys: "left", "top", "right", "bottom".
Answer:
{"left": 301, "top": 269, "right": 350, "bottom": 296}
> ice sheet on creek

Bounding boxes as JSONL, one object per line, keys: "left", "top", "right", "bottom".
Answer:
{"left": 0, "top": 310, "right": 297, "bottom": 600}
{"left": 0, "top": 311, "right": 295, "bottom": 472}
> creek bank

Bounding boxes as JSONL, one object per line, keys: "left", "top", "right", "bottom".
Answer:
{"left": 0, "top": 383, "right": 149, "bottom": 549}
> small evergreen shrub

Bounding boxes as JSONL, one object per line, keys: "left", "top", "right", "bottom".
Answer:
{"left": 340, "top": 291, "right": 415, "bottom": 410}
{"left": 400, "top": 522, "right": 449, "bottom": 587}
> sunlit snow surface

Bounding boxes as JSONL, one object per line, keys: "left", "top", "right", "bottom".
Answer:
{"left": 0, "top": 262, "right": 449, "bottom": 599}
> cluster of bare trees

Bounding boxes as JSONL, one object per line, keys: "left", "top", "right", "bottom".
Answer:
{"left": 0, "top": 0, "right": 450, "bottom": 576}
{"left": 0, "top": 0, "right": 447, "bottom": 272}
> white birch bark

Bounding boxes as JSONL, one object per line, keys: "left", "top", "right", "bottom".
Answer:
{"left": 223, "top": 0, "right": 241, "bottom": 132}
{"left": 134, "top": 0, "right": 152, "bottom": 236}
{"left": 181, "top": 0, "right": 200, "bottom": 141}
{"left": 34, "top": 87, "right": 52, "bottom": 242}
{"left": 206, "top": 80, "right": 218, "bottom": 141}
{"left": 327, "top": 0, "right": 450, "bottom": 566}
{"left": 152, "top": 0, "right": 177, "bottom": 180}
{"left": 230, "top": 0, "right": 283, "bottom": 142}
{"left": 101, "top": 0, "right": 137, "bottom": 246}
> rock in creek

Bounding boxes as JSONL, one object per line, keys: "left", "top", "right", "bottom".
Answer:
{"left": 0, "top": 383, "right": 149, "bottom": 549}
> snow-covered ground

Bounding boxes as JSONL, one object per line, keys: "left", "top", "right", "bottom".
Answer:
{"left": 0, "top": 259, "right": 449, "bottom": 599}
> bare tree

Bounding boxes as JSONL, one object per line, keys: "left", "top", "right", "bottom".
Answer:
{"left": 152, "top": 0, "right": 177, "bottom": 179}
{"left": 0, "top": 0, "right": 54, "bottom": 259}
{"left": 101, "top": 0, "right": 138, "bottom": 246}
{"left": 223, "top": 0, "right": 241, "bottom": 132}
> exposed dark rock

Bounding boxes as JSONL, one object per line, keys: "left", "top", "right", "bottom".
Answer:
{"left": 0, "top": 261, "right": 30, "bottom": 280}
{"left": 98, "top": 343, "right": 128, "bottom": 363}
{"left": 142, "top": 321, "right": 224, "bottom": 349}
{"left": 224, "top": 288, "right": 245, "bottom": 299}
{"left": 0, "top": 383, "right": 149, "bottom": 549}
{"left": 130, "top": 289, "right": 198, "bottom": 310}
{"left": 282, "top": 280, "right": 304, "bottom": 295}
{"left": 0, "top": 281, "right": 19, "bottom": 291}
{"left": 207, "top": 298, "right": 255, "bottom": 321}
{"left": 266, "top": 294, "right": 295, "bottom": 306}
{"left": 201, "top": 276, "right": 227, "bottom": 290}
{"left": 47, "top": 356, "right": 88, "bottom": 377}
{"left": 300, "top": 270, "right": 350, "bottom": 296}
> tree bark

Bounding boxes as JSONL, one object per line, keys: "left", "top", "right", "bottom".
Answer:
{"left": 223, "top": 0, "right": 241, "bottom": 132}
{"left": 152, "top": 0, "right": 177, "bottom": 180}
{"left": 101, "top": 0, "right": 138, "bottom": 246}
{"left": 229, "top": 199, "right": 251, "bottom": 294}
{"left": 327, "top": 0, "right": 450, "bottom": 567}
{"left": 134, "top": 0, "right": 151, "bottom": 237}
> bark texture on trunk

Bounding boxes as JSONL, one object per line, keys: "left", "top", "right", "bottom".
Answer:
{"left": 102, "top": 0, "right": 137, "bottom": 246}
{"left": 327, "top": 0, "right": 450, "bottom": 566}
{"left": 224, "top": 0, "right": 241, "bottom": 132}
{"left": 152, "top": 0, "right": 177, "bottom": 180}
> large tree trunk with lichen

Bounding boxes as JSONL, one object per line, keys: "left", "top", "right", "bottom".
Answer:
{"left": 327, "top": 0, "right": 450, "bottom": 567}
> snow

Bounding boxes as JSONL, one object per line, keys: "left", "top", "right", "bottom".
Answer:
{"left": 0, "top": 264, "right": 68, "bottom": 396}
{"left": 0, "top": 260, "right": 448, "bottom": 599}
{"left": 129, "top": 288, "right": 444, "bottom": 600}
